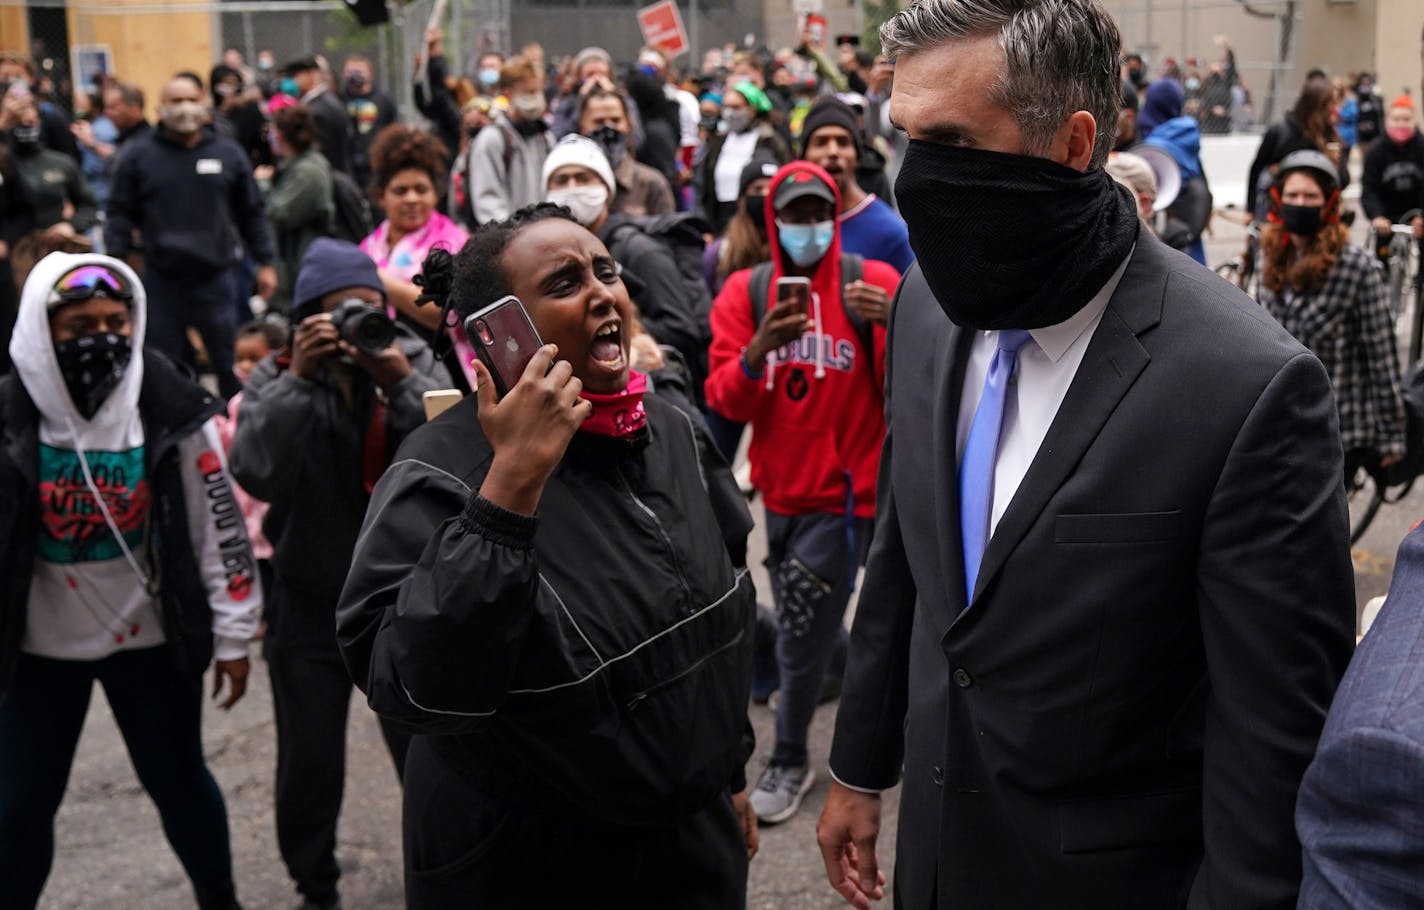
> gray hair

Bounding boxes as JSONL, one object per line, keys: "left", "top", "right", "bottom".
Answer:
{"left": 881, "top": 0, "right": 1123, "bottom": 169}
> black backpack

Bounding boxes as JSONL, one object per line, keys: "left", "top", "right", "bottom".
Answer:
{"left": 747, "top": 253, "right": 874, "bottom": 358}
{"left": 329, "top": 170, "right": 374, "bottom": 243}
{"left": 606, "top": 213, "right": 714, "bottom": 324}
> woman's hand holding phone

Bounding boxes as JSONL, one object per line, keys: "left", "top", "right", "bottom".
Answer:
{"left": 475, "top": 345, "right": 591, "bottom": 517}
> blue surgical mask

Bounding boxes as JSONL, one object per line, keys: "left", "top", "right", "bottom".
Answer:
{"left": 479, "top": 68, "right": 500, "bottom": 88}
{"left": 280, "top": 77, "right": 299, "bottom": 96}
{"left": 776, "top": 219, "right": 835, "bottom": 267}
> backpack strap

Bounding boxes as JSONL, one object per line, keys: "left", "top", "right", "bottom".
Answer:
{"left": 748, "top": 261, "right": 776, "bottom": 329}
{"left": 839, "top": 254, "right": 876, "bottom": 358}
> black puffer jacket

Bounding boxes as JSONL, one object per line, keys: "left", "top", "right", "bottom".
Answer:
{"left": 0, "top": 352, "right": 225, "bottom": 696}
{"left": 337, "top": 392, "right": 755, "bottom": 827}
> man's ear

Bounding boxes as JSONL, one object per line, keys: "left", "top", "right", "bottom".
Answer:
{"left": 1054, "top": 111, "right": 1098, "bottom": 172}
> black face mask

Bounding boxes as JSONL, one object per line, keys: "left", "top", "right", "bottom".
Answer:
{"left": 466, "top": 124, "right": 483, "bottom": 140}
{"left": 512, "top": 117, "right": 548, "bottom": 138}
{"left": 11, "top": 123, "right": 41, "bottom": 156}
{"left": 894, "top": 140, "right": 1140, "bottom": 330}
{"left": 743, "top": 194, "right": 768, "bottom": 235}
{"left": 589, "top": 124, "right": 627, "bottom": 169}
{"left": 55, "top": 332, "right": 132, "bottom": 420}
{"left": 1279, "top": 204, "right": 1324, "bottom": 236}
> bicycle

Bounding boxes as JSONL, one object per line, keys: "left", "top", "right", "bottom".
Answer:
{"left": 1381, "top": 211, "right": 1424, "bottom": 362}
{"left": 1213, "top": 220, "right": 1262, "bottom": 301}
{"left": 1347, "top": 462, "right": 1385, "bottom": 544}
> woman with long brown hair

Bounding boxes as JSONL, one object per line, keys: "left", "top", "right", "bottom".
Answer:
{"left": 702, "top": 152, "right": 778, "bottom": 297}
{"left": 1247, "top": 74, "right": 1348, "bottom": 218}
{"left": 1259, "top": 150, "right": 1405, "bottom": 482}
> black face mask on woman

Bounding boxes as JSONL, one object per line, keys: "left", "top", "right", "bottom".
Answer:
{"left": 55, "top": 332, "right": 132, "bottom": 420}
{"left": 1279, "top": 204, "right": 1324, "bottom": 236}
{"left": 743, "top": 194, "right": 768, "bottom": 236}
{"left": 893, "top": 140, "right": 1140, "bottom": 330}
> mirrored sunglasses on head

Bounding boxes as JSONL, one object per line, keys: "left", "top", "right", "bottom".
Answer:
{"left": 48, "top": 265, "right": 135, "bottom": 307}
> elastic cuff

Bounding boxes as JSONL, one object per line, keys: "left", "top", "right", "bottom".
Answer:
{"left": 212, "top": 635, "right": 249, "bottom": 662}
{"left": 460, "top": 493, "right": 538, "bottom": 549}
{"left": 828, "top": 767, "right": 885, "bottom": 795}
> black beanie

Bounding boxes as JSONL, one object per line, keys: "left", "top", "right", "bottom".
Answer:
{"left": 798, "top": 97, "right": 863, "bottom": 160}
{"left": 738, "top": 150, "right": 782, "bottom": 198}
{"left": 292, "top": 237, "right": 385, "bottom": 316}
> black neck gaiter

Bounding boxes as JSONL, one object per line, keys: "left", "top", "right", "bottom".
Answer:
{"left": 894, "top": 141, "right": 1140, "bottom": 330}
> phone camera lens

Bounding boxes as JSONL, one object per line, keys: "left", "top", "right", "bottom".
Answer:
{"left": 475, "top": 319, "right": 494, "bottom": 346}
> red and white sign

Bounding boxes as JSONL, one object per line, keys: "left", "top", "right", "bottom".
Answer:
{"left": 637, "top": 0, "right": 689, "bottom": 57}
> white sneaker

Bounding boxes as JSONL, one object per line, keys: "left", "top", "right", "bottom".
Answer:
{"left": 749, "top": 763, "right": 816, "bottom": 824}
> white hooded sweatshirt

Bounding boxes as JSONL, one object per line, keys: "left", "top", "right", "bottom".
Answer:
{"left": 9, "top": 252, "right": 260, "bottom": 663}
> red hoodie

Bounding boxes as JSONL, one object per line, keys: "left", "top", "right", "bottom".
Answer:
{"left": 704, "top": 161, "right": 900, "bottom": 519}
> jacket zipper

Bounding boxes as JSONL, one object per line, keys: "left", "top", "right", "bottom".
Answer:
{"left": 625, "top": 629, "right": 745, "bottom": 712}
{"left": 617, "top": 468, "right": 693, "bottom": 606}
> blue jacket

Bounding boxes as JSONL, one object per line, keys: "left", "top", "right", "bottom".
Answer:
{"left": 1143, "top": 115, "right": 1204, "bottom": 182}
{"left": 1297, "top": 526, "right": 1424, "bottom": 908}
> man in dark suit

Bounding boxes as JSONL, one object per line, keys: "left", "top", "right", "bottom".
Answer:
{"left": 1297, "top": 526, "right": 1424, "bottom": 908}
{"left": 815, "top": 1, "right": 1356, "bottom": 908}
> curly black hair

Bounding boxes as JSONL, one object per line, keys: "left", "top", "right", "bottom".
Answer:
{"left": 367, "top": 123, "right": 451, "bottom": 197}
{"left": 443, "top": 202, "right": 577, "bottom": 320}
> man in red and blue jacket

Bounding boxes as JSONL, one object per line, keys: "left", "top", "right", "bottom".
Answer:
{"left": 706, "top": 160, "right": 900, "bottom": 825}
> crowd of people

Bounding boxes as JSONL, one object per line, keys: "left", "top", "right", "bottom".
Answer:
{"left": 1, "top": 0, "right": 1424, "bottom": 908}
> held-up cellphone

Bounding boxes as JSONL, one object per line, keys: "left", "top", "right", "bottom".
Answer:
{"left": 775, "top": 276, "right": 811, "bottom": 316}
{"left": 464, "top": 295, "right": 544, "bottom": 399}
{"left": 421, "top": 389, "right": 462, "bottom": 421}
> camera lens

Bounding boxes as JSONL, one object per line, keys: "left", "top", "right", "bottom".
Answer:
{"left": 474, "top": 319, "right": 494, "bottom": 346}
{"left": 334, "top": 299, "right": 395, "bottom": 355}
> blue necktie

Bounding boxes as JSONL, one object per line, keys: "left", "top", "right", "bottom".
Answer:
{"left": 960, "top": 330, "right": 1032, "bottom": 602}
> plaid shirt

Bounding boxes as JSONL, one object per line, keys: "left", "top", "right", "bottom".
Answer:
{"left": 1262, "top": 243, "right": 1407, "bottom": 457}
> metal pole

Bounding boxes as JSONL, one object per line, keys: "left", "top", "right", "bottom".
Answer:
{"left": 242, "top": 10, "right": 256, "bottom": 64}
{"left": 688, "top": 0, "right": 700, "bottom": 62}
{"left": 1179, "top": 0, "right": 1187, "bottom": 67}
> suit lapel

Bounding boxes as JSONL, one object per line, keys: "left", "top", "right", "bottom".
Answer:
{"left": 932, "top": 321, "right": 975, "bottom": 616}
{"left": 968, "top": 239, "right": 1169, "bottom": 605}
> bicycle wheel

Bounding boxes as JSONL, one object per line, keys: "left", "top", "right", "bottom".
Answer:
{"left": 1389, "top": 235, "right": 1410, "bottom": 319}
{"left": 1214, "top": 259, "right": 1242, "bottom": 287}
{"left": 1347, "top": 464, "right": 1384, "bottom": 545}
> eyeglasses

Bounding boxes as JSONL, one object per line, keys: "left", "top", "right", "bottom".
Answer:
{"left": 48, "top": 265, "right": 134, "bottom": 307}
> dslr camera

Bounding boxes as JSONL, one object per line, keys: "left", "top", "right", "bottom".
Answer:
{"left": 330, "top": 298, "right": 395, "bottom": 355}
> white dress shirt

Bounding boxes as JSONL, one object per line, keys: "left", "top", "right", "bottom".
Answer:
{"left": 955, "top": 253, "right": 1132, "bottom": 536}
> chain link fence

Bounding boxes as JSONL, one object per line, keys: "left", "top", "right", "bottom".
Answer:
{"left": 1, "top": 0, "right": 510, "bottom": 123}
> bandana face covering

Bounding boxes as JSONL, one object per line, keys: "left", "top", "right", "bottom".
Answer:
{"left": 894, "top": 141, "right": 1140, "bottom": 330}
{"left": 579, "top": 369, "right": 648, "bottom": 438}
{"left": 55, "top": 332, "right": 132, "bottom": 420}
{"left": 590, "top": 124, "right": 628, "bottom": 169}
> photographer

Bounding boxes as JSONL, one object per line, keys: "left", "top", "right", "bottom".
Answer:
{"left": 228, "top": 238, "right": 449, "bottom": 910}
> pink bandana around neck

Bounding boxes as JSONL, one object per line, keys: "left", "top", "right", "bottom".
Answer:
{"left": 578, "top": 370, "right": 648, "bottom": 438}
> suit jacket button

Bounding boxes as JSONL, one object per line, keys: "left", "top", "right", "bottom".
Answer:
{"left": 931, "top": 765, "right": 944, "bottom": 786}
{"left": 953, "top": 667, "right": 972, "bottom": 688}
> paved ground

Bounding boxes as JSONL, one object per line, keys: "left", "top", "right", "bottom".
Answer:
{"left": 38, "top": 208, "right": 1417, "bottom": 909}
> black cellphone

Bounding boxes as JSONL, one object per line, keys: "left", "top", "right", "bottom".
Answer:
{"left": 464, "top": 295, "right": 544, "bottom": 399}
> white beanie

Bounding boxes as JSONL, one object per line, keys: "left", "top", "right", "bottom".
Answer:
{"left": 541, "top": 134, "right": 617, "bottom": 195}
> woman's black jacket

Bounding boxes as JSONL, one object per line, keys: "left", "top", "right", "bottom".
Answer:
{"left": 336, "top": 392, "right": 756, "bottom": 827}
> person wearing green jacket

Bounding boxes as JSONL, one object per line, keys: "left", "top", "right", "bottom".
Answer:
{"left": 264, "top": 106, "right": 334, "bottom": 316}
